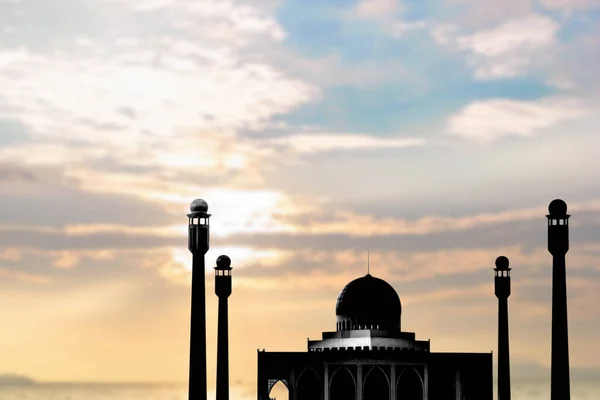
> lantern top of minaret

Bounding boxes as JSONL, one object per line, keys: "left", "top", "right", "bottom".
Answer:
{"left": 494, "top": 256, "right": 510, "bottom": 271}
{"left": 215, "top": 255, "right": 232, "bottom": 270}
{"left": 190, "top": 198, "right": 208, "bottom": 213}
{"left": 188, "top": 198, "right": 210, "bottom": 218}
{"left": 548, "top": 199, "right": 568, "bottom": 217}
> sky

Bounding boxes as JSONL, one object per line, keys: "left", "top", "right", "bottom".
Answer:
{"left": 1, "top": 0, "right": 600, "bottom": 398}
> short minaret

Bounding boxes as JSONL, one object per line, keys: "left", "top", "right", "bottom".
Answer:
{"left": 494, "top": 256, "right": 512, "bottom": 400}
{"left": 547, "top": 199, "right": 571, "bottom": 400}
{"left": 215, "top": 255, "right": 232, "bottom": 400}
{"left": 187, "top": 199, "right": 211, "bottom": 400}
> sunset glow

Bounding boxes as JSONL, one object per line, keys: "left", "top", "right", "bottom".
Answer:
{"left": 1, "top": 0, "right": 600, "bottom": 399}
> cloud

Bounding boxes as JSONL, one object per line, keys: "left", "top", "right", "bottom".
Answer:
{"left": 224, "top": 242, "right": 600, "bottom": 295}
{"left": 428, "top": 0, "right": 537, "bottom": 29}
{"left": 5, "top": 196, "right": 600, "bottom": 254}
{"left": 250, "top": 49, "right": 420, "bottom": 88}
{"left": 388, "top": 21, "right": 428, "bottom": 38}
{"left": 540, "top": 0, "right": 600, "bottom": 11}
{"left": 511, "top": 359, "right": 600, "bottom": 380}
{"left": 0, "top": 268, "right": 51, "bottom": 284}
{"left": 280, "top": 198, "right": 600, "bottom": 237}
{"left": 0, "top": 162, "right": 37, "bottom": 182}
{"left": 131, "top": 0, "right": 286, "bottom": 40}
{"left": 216, "top": 208, "right": 600, "bottom": 256}
{"left": 0, "top": 0, "right": 321, "bottom": 215}
{"left": 266, "top": 133, "right": 426, "bottom": 154}
{"left": 352, "top": 0, "right": 403, "bottom": 21}
{"left": 432, "top": 14, "right": 560, "bottom": 79}
{"left": 0, "top": 47, "right": 317, "bottom": 144}
{"left": 344, "top": 0, "right": 428, "bottom": 40}
{"left": 0, "top": 163, "right": 179, "bottom": 228}
{"left": 546, "top": 28, "right": 600, "bottom": 94}
{"left": 446, "top": 97, "right": 588, "bottom": 142}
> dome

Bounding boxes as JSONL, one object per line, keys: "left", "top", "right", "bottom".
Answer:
{"left": 548, "top": 199, "right": 567, "bottom": 216}
{"left": 216, "top": 255, "right": 232, "bottom": 270}
{"left": 190, "top": 198, "right": 209, "bottom": 213}
{"left": 495, "top": 256, "right": 510, "bottom": 270}
{"left": 335, "top": 274, "right": 401, "bottom": 331}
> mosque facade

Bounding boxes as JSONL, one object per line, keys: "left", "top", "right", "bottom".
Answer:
{"left": 256, "top": 273, "right": 492, "bottom": 400}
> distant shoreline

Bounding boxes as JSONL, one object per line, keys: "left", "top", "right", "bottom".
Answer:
{"left": 0, "top": 381, "right": 188, "bottom": 386}
{"left": 0, "top": 374, "right": 36, "bottom": 386}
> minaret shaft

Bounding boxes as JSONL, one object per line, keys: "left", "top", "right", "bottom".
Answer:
{"left": 497, "top": 298, "right": 511, "bottom": 400}
{"left": 189, "top": 254, "right": 208, "bottom": 400}
{"left": 494, "top": 256, "right": 512, "bottom": 400}
{"left": 551, "top": 253, "right": 570, "bottom": 400}
{"left": 216, "top": 296, "right": 230, "bottom": 400}
{"left": 547, "top": 199, "right": 571, "bottom": 400}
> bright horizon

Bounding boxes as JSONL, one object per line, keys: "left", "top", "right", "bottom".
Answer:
{"left": 1, "top": 0, "right": 600, "bottom": 398}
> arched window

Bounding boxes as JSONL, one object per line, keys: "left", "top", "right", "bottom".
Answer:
{"left": 330, "top": 367, "right": 355, "bottom": 400}
{"left": 364, "top": 366, "right": 390, "bottom": 400}
{"left": 296, "top": 368, "right": 321, "bottom": 400}
{"left": 396, "top": 368, "right": 423, "bottom": 400}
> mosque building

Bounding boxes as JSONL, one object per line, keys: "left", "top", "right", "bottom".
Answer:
{"left": 185, "top": 198, "right": 573, "bottom": 400}
{"left": 256, "top": 272, "right": 493, "bottom": 400}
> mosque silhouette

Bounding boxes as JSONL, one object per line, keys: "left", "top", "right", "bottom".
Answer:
{"left": 185, "top": 199, "right": 572, "bottom": 400}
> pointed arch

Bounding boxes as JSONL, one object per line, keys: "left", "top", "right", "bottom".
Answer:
{"left": 364, "top": 366, "right": 390, "bottom": 400}
{"left": 268, "top": 380, "right": 289, "bottom": 400}
{"left": 396, "top": 367, "right": 423, "bottom": 400}
{"left": 267, "top": 378, "right": 289, "bottom": 394}
{"left": 330, "top": 366, "right": 356, "bottom": 400}
{"left": 296, "top": 366, "right": 321, "bottom": 400}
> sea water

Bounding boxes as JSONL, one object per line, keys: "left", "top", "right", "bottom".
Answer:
{"left": 0, "top": 380, "right": 598, "bottom": 400}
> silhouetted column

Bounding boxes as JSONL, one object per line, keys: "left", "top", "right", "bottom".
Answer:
{"left": 455, "top": 369, "right": 462, "bottom": 400}
{"left": 494, "top": 256, "right": 511, "bottom": 400}
{"left": 390, "top": 365, "right": 396, "bottom": 400}
{"left": 289, "top": 370, "right": 296, "bottom": 400}
{"left": 357, "top": 365, "right": 363, "bottom": 400}
{"left": 215, "top": 255, "right": 232, "bottom": 400}
{"left": 423, "top": 365, "right": 429, "bottom": 399}
{"left": 547, "top": 199, "right": 571, "bottom": 400}
{"left": 324, "top": 364, "right": 329, "bottom": 400}
{"left": 188, "top": 199, "right": 211, "bottom": 400}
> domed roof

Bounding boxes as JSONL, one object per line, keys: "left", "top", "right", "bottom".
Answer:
{"left": 190, "top": 198, "right": 208, "bottom": 213}
{"left": 336, "top": 274, "right": 401, "bottom": 330}
{"left": 215, "top": 255, "right": 232, "bottom": 270}
{"left": 548, "top": 199, "right": 567, "bottom": 216}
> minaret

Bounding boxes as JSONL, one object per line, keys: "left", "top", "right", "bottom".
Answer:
{"left": 215, "top": 255, "right": 232, "bottom": 400}
{"left": 188, "top": 199, "right": 211, "bottom": 400}
{"left": 494, "top": 256, "right": 511, "bottom": 400}
{"left": 547, "top": 199, "right": 571, "bottom": 400}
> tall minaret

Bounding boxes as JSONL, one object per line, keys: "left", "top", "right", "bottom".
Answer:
{"left": 188, "top": 199, "right": 211, "bottom": 400}
{"left": 215, "top": 255, "right": 233, "bottom": 400}
{"left": 494, "top": 255, "right": 512, "bottom": 400}
{"left": 547, "top": 199, "right": 571, "bottom": 400}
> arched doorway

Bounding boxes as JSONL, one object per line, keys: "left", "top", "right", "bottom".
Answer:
{"left": 296, "top": 367, "right": 321, "bottom": 400}
{"left": 396, "top": 368, "right": 423, "bottom": 400}
{"left": 269, "top": 380, "right": 289, "bottom": 400}
{"left": 330, "top": 366, "right": 355, "bottom": 400}
{"left": 364, "top": 366, "right": 390, "bottom": 400}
